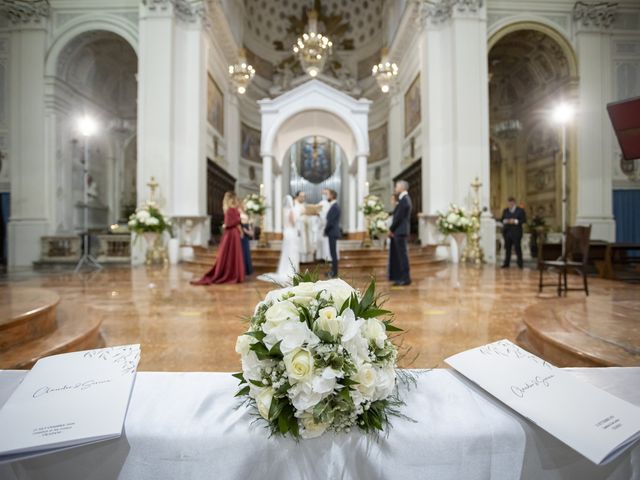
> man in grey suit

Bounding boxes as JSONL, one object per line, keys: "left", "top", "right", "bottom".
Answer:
{"left": 388, "top": 180, "right": 412, "bottom": 286}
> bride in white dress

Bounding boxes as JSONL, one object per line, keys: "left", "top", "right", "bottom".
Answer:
{"left": 257, "top": 195, "right": 300, "bottom": 285}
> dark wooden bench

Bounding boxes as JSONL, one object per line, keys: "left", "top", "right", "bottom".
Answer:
{"left": 598, "top": 243, "right": 640, "bottom": 281}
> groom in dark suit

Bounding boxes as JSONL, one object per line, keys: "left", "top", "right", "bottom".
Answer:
{"left": 388, "top": 180, "right": 412, "bottom": 286}
{"left": 324, "top": 189, "right": 341, "bottom": 278}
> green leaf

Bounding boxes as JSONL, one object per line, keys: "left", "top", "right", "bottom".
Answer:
{"left": 384, "top": 322, "right": 403, "bottom": 332}
{"left": 235, "top": 385, "right": 250, "bottom": 397}
{"left": 339, "top": 387, "right": 351, "bottom": 401}
{"left": 314, "top": 328, "right": 335, "bottom": 344}
{"left": 360, "top": 279, "right": 376, "bottom": 312}
{"left": 278, "top": 412, "right": 290, "bottom": 434}
{"left": 248, "top": 379, "right": 265, "bottom": 387}
{"left": 249, "top": 342, "right": 271, "bottom": 361}
{"left": 244, "top": 330, "right": 266, "bottom": 341}
{"left": 340, "top": 377, "right": 359, "bottom": 387}
{"left": 268, "top": 397, "right": 285, "bottom": 421}
{"left": 269, "top": 341, "right": 283, "bottom": 358}
{"left": 360, "top": 308, "right": 392, "bottom": 319}
{"left": 231, "top": 372, "right": 245, "bottom": 383}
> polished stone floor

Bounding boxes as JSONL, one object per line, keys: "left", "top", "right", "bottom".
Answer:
{"left": 1, "top": 264, "right": 638, "bottom": 371}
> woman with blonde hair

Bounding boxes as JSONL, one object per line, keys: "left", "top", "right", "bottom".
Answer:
{"left": 191, "top": 191, "right": 245, "bottom": 284}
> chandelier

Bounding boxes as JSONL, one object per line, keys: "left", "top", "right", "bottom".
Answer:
{"left": 293, "top": 10, "right": 333, "bottom": 78}
{"left": 372, "top": 48, "right": 399, "bottom": 93}
{"left": 228, "top": 49, "right": 255, "bottom": 95}
{"left": 491, "top": 119, "right": 522, "bottom": 140}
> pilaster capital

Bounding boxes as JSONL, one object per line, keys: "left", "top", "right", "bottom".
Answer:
{"left": 2, "top": 0, "right": 50, "bottom": 27}
{"left": 415, "top": 0, "right": 484, "bottom": 29}
{"left": 141, "top": 0, "right": 205, "bottom": 23}
{"left": 572, "top": 1, "right": 617, "bottom": 31}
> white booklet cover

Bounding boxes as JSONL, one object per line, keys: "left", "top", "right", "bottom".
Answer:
{"left": 0, "top": 344, "right": 140, "bottom": 463}
{"left": 446, "top": 339, "right": 640, "bottom": 465}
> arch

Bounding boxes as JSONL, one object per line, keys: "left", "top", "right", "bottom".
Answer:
{"left": 487, "top": 19, "right": 578, "bottom": 78}
{"left": 45, "top": 13, "right": 138, "bottom": 77}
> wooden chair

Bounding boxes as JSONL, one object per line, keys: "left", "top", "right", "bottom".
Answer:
{"left": 538, "top": 225, "right": 592, "bottom": 296}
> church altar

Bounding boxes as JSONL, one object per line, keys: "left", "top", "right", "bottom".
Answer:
{"left": 1, "top": 368, "right": 637, "bottom": 480}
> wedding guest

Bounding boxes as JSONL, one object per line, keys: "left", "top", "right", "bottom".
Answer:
{"left": 500, "top": 196, "right": 527, "bottom": 269}
{"left": 240, "top": 211, "right": 253, "bottom": 276}
{"left": 324, "top": 189, "right": 341, "bottom": 278}
{"left": 191, "top": 192, "right": 245, "bottom": 285}
{"left": 388, "top": 181, "right": 412, "bottom": 286}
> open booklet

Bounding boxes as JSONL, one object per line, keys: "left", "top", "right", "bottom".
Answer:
{"left": 0, "top": 344, "right": 140, "bottom": 464}
{"left": 446, "top": 339, "right": 640, "bottom": 465}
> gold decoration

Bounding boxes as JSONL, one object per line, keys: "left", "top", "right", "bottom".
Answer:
{"left": 465, "top": 176, "right": 485, "bottom": 265}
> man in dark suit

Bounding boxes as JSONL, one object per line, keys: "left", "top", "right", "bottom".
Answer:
{"left": 388, "top": 180, "right": 412, "bottom": 286}
{"left": 323, "top": 189, "right": 341, "bottom": 278}
{"left": 501, "top": 196, "right": 527, "bottom": 269}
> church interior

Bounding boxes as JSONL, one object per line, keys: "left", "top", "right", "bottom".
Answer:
{"left": 1, "top": 0, "right": 640, "bottom": 393}
{"left": 1, "top": 0, "right": 640, "bottom": 477}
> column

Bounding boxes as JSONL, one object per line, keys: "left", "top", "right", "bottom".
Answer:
{"left": 138, "top": 2, "right": 175, "bottom": 209}
{"left": 348, "top": 172, "right": 357, "bottom": 233}
{"left": 356, "top": 154, "right": 368, "bottom": 231}
{"left": 225, "top": 93, "right": 241, "bottom": 182}
{"left": 7, "top": 12, "right": 49, "bottom": 267}
{"left": 387, "top": 94, "right": 403, "bottom": 179}
{"left": 574, "top": 3, "right": 617, "bottom": 241}
{"left": 274, "top": 172, "right": 282, "bottom": 233}
{"left": 262, "top": 154, "right": 274, "bottom": 231}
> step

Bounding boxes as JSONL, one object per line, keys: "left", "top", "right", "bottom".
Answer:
{"left": 0, "top": 288, "right": 60, "bottom": 351}
{"left": 0, "top": 301, "right": 104, "bottom": 370}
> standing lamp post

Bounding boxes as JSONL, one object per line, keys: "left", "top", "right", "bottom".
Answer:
{"left": 552, "top": 103, "right": 575, "bottom": 255}
{"left": 75, "top": 115, "right": 102, "bottom": 272}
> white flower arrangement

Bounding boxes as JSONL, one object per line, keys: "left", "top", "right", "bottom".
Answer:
{"left": 360, "top": 195, "right": 385, "bottom": 217}
{"left": 436, "top": 204, "right": 478, "bottom": 235}
{"left": 233, "top": 274, "right": 405, "bottom": 439}
{"left": 244, "top": 193, "right": 267, "bottom": 216}
{"left": 127, "top": 203, "right": 171, "bottom": 234}
{"left": 368, "top": 212, "right": 390, "bottom": 237}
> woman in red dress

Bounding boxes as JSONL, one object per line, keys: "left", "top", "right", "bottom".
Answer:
{"left": 191, "top": 192, "right": 245, "bottom": 285}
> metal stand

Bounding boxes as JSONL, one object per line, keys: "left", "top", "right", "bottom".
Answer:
{"left": 74, "top": 135, "right": 102, "bottom": 272}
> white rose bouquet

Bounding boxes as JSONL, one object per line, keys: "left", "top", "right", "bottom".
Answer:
{"left": 435, "top": 203, "right": 478, "bottom": 235}
{"left": 368, "top": 212, "right": 390, "bottom": 237}
{"left": 127, "top": 203, "right": 171, "bottom": 234}
{"left": 360, "top": 195, "right": 385, "bottom": 217}
{"left": 233, "top": 274, "right": 405, "bottom": 439}
{"left": 244, "top": 193, "right": 267, "bottom": 216}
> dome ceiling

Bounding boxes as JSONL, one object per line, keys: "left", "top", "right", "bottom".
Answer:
{"left": 489, "top": 30, "right": 571, "bottom": 110}
{"left": 244, "top": 0, "right": 383, "bottom": 53}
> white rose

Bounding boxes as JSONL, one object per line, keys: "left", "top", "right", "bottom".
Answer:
{"left": 298, "top": 412, "right": 329, "bottom": 439}
{"left": 289, "top": 282, "right": 317, "bottom": 306}
{"left": 289, "top": 381, "right": 323, "bottom": 411}
{"left": 314, "top": 279, "right": 355, "bottom": 308}
{"left": 354, "top": 363, "right": 377, "bottom": 398}
{"left": 264, "top": 319, "right": 319, "bottom": 354}
{"left": 241, "top": 350, "right": 263, "bottom": 382}
{"left": 315, "top": 307, "right": 341, "bottom": 337}
{"left": 311, "top": 367, "right": 342, "bottom": 395}
{"left": 284, "top": 348, "right": 314, "bottom": 383}
{"left": 361, "top": 318, "right": 387, "bottom": 349}
{"left": 446, "top": 213, "right": 458, "bottom": 224}
{"left": 256, "top": 387, "right": 275, "bottom": 420}
{"left": 264, "top": 301, "right": 299, "bottom": 332}
{"left": 128, "top": 219, "right": 136, "bottom": 227}
{"left": 235, "top": 334, "right": 257, "bottom": 356}
{"left": 374, "top": 366, "right": 396, "bottom": 401}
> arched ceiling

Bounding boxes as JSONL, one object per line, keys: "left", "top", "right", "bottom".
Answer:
{"left": 57, "top": 31, "right": 138, "bottom": 119}
{"left": 489, "top": 30, "right": 571, "bottom": 110}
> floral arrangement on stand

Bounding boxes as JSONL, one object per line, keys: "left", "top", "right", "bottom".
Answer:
{"left": 233, "top": 274, "right": 408, "bottom": 439}
{"left": 435, "top": 204, "right": 475, "bottom": 235}
{"left": 360, "top": 195, "right": 385, "bottom": 216}
{"left": 368, "top": 213, "right": 390, "bottom": 239}
{"left": 244, "top": 193, "right": 267, "bottom": 217}
{"left": 128, "top": 203, "right": 172, "bottom": 264}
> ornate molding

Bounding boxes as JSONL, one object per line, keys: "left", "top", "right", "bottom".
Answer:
{"left": 1, "top": 0, "right": 50, "bottom": 25}
{"left": 416, "top": 0, "right": 484, "bottom": 27}
{"left": 141, "top": 0, "right": 205, "bottom": 23}
{"left": 573, "top": 1, "right": 618, "bottom": 30}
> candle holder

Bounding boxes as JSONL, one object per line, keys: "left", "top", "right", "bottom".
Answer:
{"left": 465, "top": 176, "right": 485, "bottom": 265}
{"left": 258, "top": 214, "right": 269, "bottom": 248}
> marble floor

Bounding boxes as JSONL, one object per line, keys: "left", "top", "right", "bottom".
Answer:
{"left": 1, "top": 263, "right": 638, "bottom": 371}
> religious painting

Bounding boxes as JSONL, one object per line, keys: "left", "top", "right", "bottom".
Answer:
{"left": 369, "top": 123, "right": 388, "bottom": 163}
{"left": 207, "top": 73, "right": 224, "bottom": 135}
{"left": 299, "top": 136, "right": 334, "bottom": 184}
{"left": 241, "top": 123, "right": 261, "bottom": 164}
{"left": 404, "top": 74, "right": 421, "bottom": 137}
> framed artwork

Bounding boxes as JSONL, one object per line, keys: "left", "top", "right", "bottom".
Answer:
{"left": 207, "top": 73, "right": 224, "bottom": 135}
{"left": 368, "top": 123, "right": 388, "bottom": 163}
{"left": 241, "top": 123, "right": 261, "bottom": 164}
{"left": 404, "top": 74, "right": 421, "bottom": 137}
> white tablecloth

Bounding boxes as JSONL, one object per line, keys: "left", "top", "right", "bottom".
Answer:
{"left": 0, "top": 368, "right": 638, "bottom": 480}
